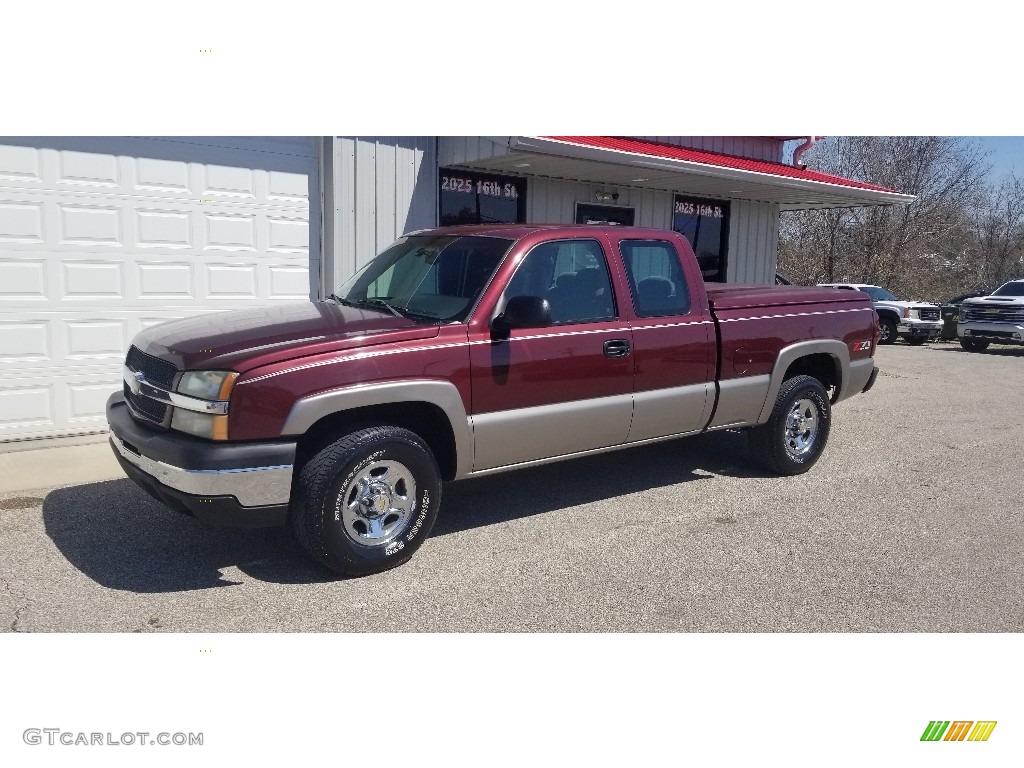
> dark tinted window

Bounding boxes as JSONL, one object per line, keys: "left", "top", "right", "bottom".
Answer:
{"left": 619, "top": 239, "right": 691, "bottom": 317}
{"left": 861, "top": 286, "right": 898, "bottom": 301}
{"left": 439, "top": 169, "right": 526, "bottom": 226}
{"left": 575, "top": 203, "right": 635, "bottom": 226}
{"left": 993, "top": 281, "right": 1024, "bottom": 297}
{"left": 672, "top": 195, "right": 729, "bottom": 282}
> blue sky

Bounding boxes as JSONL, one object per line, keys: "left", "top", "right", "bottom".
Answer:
{"left": 973, "top": 137, "right": 1024, "bottom": 179}
{"left": 783, "top": 137, "right": 1024, "bottom": 182}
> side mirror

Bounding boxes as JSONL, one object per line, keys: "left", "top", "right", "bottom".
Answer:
{"left": 491, "top": 295, "right": 552, "bottom": 339}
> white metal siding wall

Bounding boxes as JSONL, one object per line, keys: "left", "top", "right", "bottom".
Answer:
{"left": 438, "top": 136, "right": 510, "bottom": 167}
{"left": 328, "top": 137, "right": 436, "bottom": 286}
{"left": 526, "top": 177, "right": 673, "bottom": 227}
{"left": 634, "top": 137, "right": 783, "bottom": 163}
{"left": 726, "top": 200, "right": 780, "bottom": 284}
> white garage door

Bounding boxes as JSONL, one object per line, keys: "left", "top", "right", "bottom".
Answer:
{"left": 0, "top": 136, "right": 321, "bottom": 441}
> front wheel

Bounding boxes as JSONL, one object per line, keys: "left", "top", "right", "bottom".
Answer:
{"left": 289, "top": 426, "right": 442, "bottom": 577}
{"left": 959, "top": 338, "right": 989, "bottom": 352}
{"left": 877, "top": 317, "right": 897, "bottom": 345}
{"left": 749, "top": 375, "right": 832, "bottom": 475}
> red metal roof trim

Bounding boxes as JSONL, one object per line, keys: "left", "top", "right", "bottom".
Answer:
{"left": 541, "top": 136, "right": 899, "bottom": 194}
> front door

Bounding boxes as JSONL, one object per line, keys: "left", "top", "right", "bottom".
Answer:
{"left": 469, "top": 237, "right": 634, "bottom": 471}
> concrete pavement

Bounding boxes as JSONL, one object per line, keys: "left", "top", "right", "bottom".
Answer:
{"left": 2, "top": 341, "right": 1023, "bottom": 632}
{"left": 0, "top": 434, "right": 123, "bottom": 495}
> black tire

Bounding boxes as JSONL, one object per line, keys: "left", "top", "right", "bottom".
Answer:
{"left": 289, "top": 426, "right": 442, "bottom": 577}
{"left": 906, "top": 336, "right": 927, "bottom": 346}
{"left": 959, "top": 338, "right": 989, "bottom": 352}
{"left": 877, "top": 317, "right": 898, "bottom": 345}
{"left": 748, "top": 375, "right": 832, "bottom": 476}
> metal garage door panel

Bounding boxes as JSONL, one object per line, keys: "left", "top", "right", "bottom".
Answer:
{"left": 0, "top": 137, "right": 320, "bottom": 441}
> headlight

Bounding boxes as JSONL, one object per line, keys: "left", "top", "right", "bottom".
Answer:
{"left": 172, "top": 370, "right": 237, "bottom": 440}
{"left": 907, "top": 309, "right": 920, "bottom": 320}
{"left": 176, "top": 370, "right": 238, "bottom": 401}
{"left": 171, "top": 409, "right": 229, "bottom": 440}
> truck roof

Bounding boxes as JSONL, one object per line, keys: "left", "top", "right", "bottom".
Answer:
{"left": 403, "top": 224, "right": 694, "bottom": 240}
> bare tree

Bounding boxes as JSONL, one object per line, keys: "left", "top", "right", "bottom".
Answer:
{"left": 779, "top": 137, "right": 992, "bottom": 300}
{"left": 970, "top": 173, "right": 1024, "bottom": 289}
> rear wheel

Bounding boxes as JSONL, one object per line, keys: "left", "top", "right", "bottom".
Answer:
{"left": 959, "top": 338, "right": 989, "bottom": 352}
{"left": 877, "top": 317, "right": 897, "bottom": 345}
{"left": 289, "top": 426, "right": 442, "bottom": 577}
{"left": 749, "top": 375, "right": 832, "bottom": 475}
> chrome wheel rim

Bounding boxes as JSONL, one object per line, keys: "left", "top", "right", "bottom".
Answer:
{"left": 879, "top": 323, "right": 892, "bottom": 342}
{"left": 340, "top": 460, "right": 416, "bottom": 547}
{"left": 784, "top": 398, "right": 819, "bottom": 458}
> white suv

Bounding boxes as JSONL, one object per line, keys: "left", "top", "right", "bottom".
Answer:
{"left": 957, "top": 279, "right": 1024, "bottom": 351}
{"left": 817, "top": 283, "right": 943, "bottom": 345}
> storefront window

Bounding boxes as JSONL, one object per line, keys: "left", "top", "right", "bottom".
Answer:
{"left": 672, "top": 195, "right": 729, "bottom": 282}
{"left": 574, "top": 203, "right": 635, "bottom": 226}
{"left": 439, "top": 169, "right": 526, "bottom": 226}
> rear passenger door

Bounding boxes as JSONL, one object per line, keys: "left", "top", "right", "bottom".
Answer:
{"left": 468, "top": 238, "right": 635, "bottom": 471}
{"left": 614, "top": 236, "right": 715, "bottom": 442}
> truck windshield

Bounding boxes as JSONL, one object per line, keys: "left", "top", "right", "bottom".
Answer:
{"left": 335, "top": 235, "right": 514, "bottom": 322}
{"left": 993, "top": 282, "right": 1024, "bottom": 297}
{"left": 861, "top": 286, "right": 898, "bottom": 302}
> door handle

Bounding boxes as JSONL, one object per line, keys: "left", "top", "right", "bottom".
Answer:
{"left": 603, "top": 339, "right": 631, "bottom": 358}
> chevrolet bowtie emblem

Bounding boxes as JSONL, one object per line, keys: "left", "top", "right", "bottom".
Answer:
{"left": 129, "top": 371, "right": 145, "bottom": 395}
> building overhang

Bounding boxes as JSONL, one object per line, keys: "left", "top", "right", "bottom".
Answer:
{"left": 450, "top": 136, "right": 914, "bottom": 210}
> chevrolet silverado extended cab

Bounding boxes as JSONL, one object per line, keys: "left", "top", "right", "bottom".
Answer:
{"left": 957, "top": 279, "right": 1024, "bottom": 351}
{"left": 107, "top": 225, "right": 879, "bottom": 576}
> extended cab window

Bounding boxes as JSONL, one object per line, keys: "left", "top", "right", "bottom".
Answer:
{"left": 619, "top": 239, "right": 691, "bottom": 317}
{"left": 502, "top": 239, "right": 616, "bottom": 324}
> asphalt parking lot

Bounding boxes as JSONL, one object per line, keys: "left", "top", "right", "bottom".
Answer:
{"left": 1, "top": 342, "right": 1023, "bottom": 633}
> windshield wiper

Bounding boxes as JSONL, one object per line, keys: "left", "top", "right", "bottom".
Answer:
{"left": 330, "top": 293, "right": 436, "bottom": 322}
{"left": 358, "top": 297, "right": 406, "bottom": 318}
{"left": 326, "top": 293, "right": 360, "bottom": 308}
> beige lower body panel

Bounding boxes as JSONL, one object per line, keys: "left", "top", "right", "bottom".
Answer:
{"left": 471, "top": 393, "right": 633, "bottom": 472}
{"left": 627, "top": 383, "right": 711, "bottom": 442}
{"left": 708, "top": 375, "right": 770, "bottom": 429}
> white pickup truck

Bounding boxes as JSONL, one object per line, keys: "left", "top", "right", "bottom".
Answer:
{"left": 957, "top": 279, "right": 1024, "bottom": 351}
{"left": 817, "top": 283, "right": 942, "bottom": 345}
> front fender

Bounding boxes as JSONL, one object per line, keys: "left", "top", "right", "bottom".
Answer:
{"left": 280, "top": 379, "right": 474, "bottom": 478}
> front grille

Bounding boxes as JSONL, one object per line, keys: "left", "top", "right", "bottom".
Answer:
{"left": 124, "top": 381, "right": 168, "bottom": 424}
{"left": 962, "top": 304, "right": 1024, "bottom": 323}
{"left": 125, "top": 345, "right": 178, "bottom": 389}
{"left": 918, "top": 307, "right": 940, "bottom": 321}
{"left": 123, "top": 345, "right": 178, "bottom": 427}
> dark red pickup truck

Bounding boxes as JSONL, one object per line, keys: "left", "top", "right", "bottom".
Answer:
{"left": 107, "top": 224, "right": 879, "bottom": 576}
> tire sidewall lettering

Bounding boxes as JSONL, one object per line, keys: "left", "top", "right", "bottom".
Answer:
{"left": 405, "top": 489, "right": 431, "bottom": 543}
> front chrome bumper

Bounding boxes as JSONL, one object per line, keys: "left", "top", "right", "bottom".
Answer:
{"left": 110, "top": 431, "right": 293, "bottom": 507}
{"left": 897, "top": 320, "right": 943, "bottom": 335}
{"left": 958, "top": 321, "right": 1024, "bottom": 344}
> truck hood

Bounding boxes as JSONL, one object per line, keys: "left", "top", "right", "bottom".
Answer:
{"left": 131, "top": 302, "right": 441, "bottom": 372}
{"left": 706, "top": 284, "right": 872, "bottom": 311}
{"left": 963, "top": 295, "right": 1024, "bottom": 306}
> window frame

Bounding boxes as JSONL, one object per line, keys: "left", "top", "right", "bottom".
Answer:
{"left": 671, "top": 193, "right": 730, "bottom": 283}
{"left": 438, "top": 168, "right": 527, "bottom": 227}
{"left": 499, "top": 237, "right": 619, "bottom": 326}
{"left": 617, "top": 238, "right": 693, "bottom": 319}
